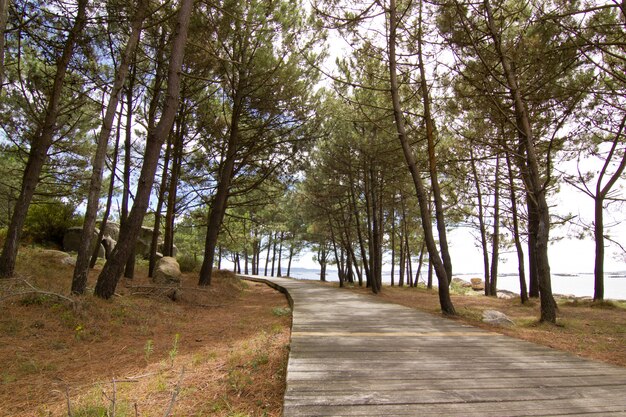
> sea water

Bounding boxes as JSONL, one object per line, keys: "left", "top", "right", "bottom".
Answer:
{"left": 284, "top": 267, "right": 626, "bottom": 300}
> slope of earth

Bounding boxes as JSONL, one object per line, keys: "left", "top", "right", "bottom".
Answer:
{"left": 0, "top": 247, "right": 291, "bottom": 417}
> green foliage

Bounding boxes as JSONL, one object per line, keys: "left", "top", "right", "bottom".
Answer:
{"left": 144, "top": 339, "right": 154, "bottom": 363}
{"left": 177, "top": 253, "right": 199, "bottom": 272}
{"left": 72, "top": 405, "right": 108, "bottom": 417}
{"left": 19, "top": 294, "right": 53, "bottom": 306}
{"left": 169, "top": 333, "right": 180, "bottom": 366}
{"left": 23, "top": 200, "right": 80, "bottom": 246}
{"left": 271, "top": 306, "right": 291, "bottom": 317}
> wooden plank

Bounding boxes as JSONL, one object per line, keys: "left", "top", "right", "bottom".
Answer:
{"left": 239, "top": 276, "right": 626, "bottom": 417}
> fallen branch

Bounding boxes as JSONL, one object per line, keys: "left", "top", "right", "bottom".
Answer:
{"left": 0, "top": 279, "right": 76, "bottom": 307}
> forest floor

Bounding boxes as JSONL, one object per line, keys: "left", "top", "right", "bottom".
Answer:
{"left": 316, "top": 279, "right": 626, "bottom": 368}
{"left": 0, "top": 247, "right": 291, "bottom": 417}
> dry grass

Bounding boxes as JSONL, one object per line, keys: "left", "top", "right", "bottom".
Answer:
{"left": 0, "top": 247, "right": 291, "bottom": 417}
{"left": 318, "top": 280, "right": 626, "bottom": 368}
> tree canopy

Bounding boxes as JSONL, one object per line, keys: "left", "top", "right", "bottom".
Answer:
{"left": 0, "top": 0, "right": 625, "bottom": 321}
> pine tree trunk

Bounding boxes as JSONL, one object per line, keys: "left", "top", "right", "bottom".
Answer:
{"left": 148, "top": 133, "right": 172, "bottom": 277}
{"left": 415, "top": 242, "right": 425, "bottom": 287}
{"left": 121, "top": 66, "right": 136, "bottom": 280}
{"left": 593, "top": 119, "right": 626, "bottom": 300}
{"left": 0, "top": 0, "right": 9, "bottom": 93}
{"left": 506, "top": 152, "right": 528, "bottom": 303}
{"left": 264, "top": 233, "right": 272, "bottom": 276}
{"left": 277, "top": 231, "right": 284, "bottom": 277}
{"left": 416, "top": 2, "right": 453, "bottom": 281}
{"left": 198, "top": 79, "right": 244, "bottom": 286}
{"left": 489, "top": 154, "right": 501, "bottom": 296}
{"left": 388, "top": 0, "right": 455, "bottom": 314}
{"left": 470, "top": 147, "right": 491, "bottom": 295}
{"left": 527, "top": 198, "right": 540, "bottom": 298}
{"left": 286, "top": 246, "right": 294, "bottom": 277}
{"left": 270, "top": 232, "right": 278, "bottom": 277}
{"left": 484, "top": 0, "right": 555, "bottom": 322}
{"left": 163, "top": 118, "right": 183, "bottom": 256}
{"left": 72, "top": 0, "right": 147, "bottom": 294}
{"left": 90, "top": 107, "right": 123, "bottom": 268}
{"left": 0, "top": 0, "right": 88, "bottom": 278}
{"left": 390, "top": 207, "right": 395, "bottom": 287}
{"left": 94, "top": 0, "right": 194, "bottom": 299}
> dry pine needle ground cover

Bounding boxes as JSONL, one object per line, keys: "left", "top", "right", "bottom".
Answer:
{"left": 324, "top": 280, "right": 626, "bottom": 368}
{"left": 0, "top": 247, "right": 292, "bottom": 417}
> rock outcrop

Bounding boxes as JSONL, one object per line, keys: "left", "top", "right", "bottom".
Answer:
{"left": 470, "top": 278, "right": 484, "bottom": 291}
{"left": 482, "top": 310, "right": 515, "bottom": 326}
{"left": 62, "top": 227, "right": 105, "bottom": 258}
{"left": 152, "top": 256, "right": 182, "bottom": 285}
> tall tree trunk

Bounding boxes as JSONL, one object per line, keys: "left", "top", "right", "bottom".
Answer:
{"left": 414, "top": 242, "right": 425, "bottom": 287}
{"left": 469, "top": 147, "right": 491, "bottom": 295}
{"left": 122, "top": 65, "right": 136, "bottom": 280}
{"left": 148, "top": 133, "right": 172, "bottom": 277}
{"left": 368, "top": 162, "right": 382, "bottom": 293}
{"left": 277, "top": 231, "right": 284, "bottom": 277}
{"left": 350, "top": 179, "right": 371, "bottom": 283}
{"left": 527, "top": 198, "right": 539, "bottom": 297}
{"left": 398, "top": 227, "right": 405, "bottom": 287}
{"left": 287, "top": 246, "right": 294, "bottom": 277}
{"left": 390, "top": 206, "right": 395, "bottom": 286}
{"left": 0, "top": 0, "right": 9, "bottom": 93}
{"left": 251, "top": 233, "right": 258, "bottom": 275}
{"left": 427, "top": 257, "right": 433, "bottom": 289}
{"left": 388, "top": 0, "right": 455, "bottom": 314}
{"left": 405, "top": 232, "right": 413, "bottom": 287}
{"left": 72, "top": 0, "right": 147, "bottom": 294}
{"left": 271, "top": 231, "right": 278, "bottom": 277}
{"left": 90, "top": 106, "right": 123, "bottom": 268}
{"left": 506, "top": 152, "right": 528, "bottom": 303}
{"left": 318, "top": 244, "right": 327, "bottom": 282}
{"left": 163, "top": 115, "right": 184, "bottom": 256}
{"left": 593, "top": 117, "right": 626, "bottom": 300}
{"left": 416, "top": 1, "right": 452, "bottom": 281}
{"left": 264, "top": 233, "right": 272, "bottom": 276}
{"left": 345, "top": 247, "right": 354, "bottom": 283}
{"left": 198, "top": 76, "right": 245, "bottom": 286}
{"left": 484, "top": 0, "right": 555, "bottom": 322}
{"left": 489, "top": 154, "right": 501, "bottom": 296}
{"left": 0, "top": 0, "right": 88, "bottom": 278}
{"left": 94, "top": 0, "right": 193, "bottom": 299}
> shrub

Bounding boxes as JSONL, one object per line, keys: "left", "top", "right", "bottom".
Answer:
{"left": 23, "top": 200, "right": 80, "bottom": 246}
{"left": 177, "top": 254, "right": 199, "bottom": 272}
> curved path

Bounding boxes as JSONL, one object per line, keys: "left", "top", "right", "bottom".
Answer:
{"left": 241, "top": 275, "right": 626, "bottom": 417}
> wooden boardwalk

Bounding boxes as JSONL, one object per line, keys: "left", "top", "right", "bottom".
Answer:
{"left": 241, "top": 276, "right": 626, "bottom": 417}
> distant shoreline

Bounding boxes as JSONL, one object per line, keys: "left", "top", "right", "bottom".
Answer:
{"left": 283, "top": 267, "right": 626, "bottom": 301}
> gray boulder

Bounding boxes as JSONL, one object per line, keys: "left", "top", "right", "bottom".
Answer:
{"left": 482, "top": 310, "right": 515, "bottom": 326}
{"left": 63, "top": 227, "right": 105, "bottom": 258}
{"left": 102, "top": 222, "right": 120, "bottom": 240}
{"left": 101, "top": 236, "right": 116, "bottom": 259}
{"left": 135, "top": 226, "right": 159, "bottom": 259}
{"left": 496, "top": 290, "right": 517, "bottom": 300}
{"left": 153, "top": 256, "right": 182, "bottom": 285}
